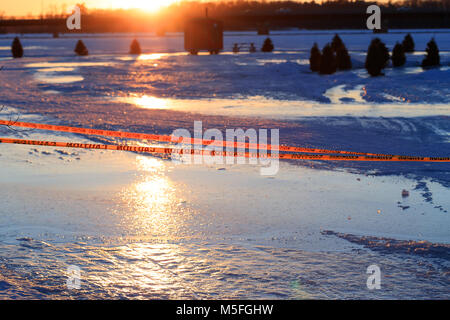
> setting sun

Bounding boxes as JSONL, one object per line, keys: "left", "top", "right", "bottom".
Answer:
{"left": 109, "top": 0, "right": 179, "bottom": 12}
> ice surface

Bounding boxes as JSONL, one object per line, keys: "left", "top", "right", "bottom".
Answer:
{"left": 0, "top": 30, "right": 449, "bottom": 299}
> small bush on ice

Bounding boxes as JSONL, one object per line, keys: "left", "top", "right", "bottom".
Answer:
{"left": 11, "top": 37, "right": 24, "bottom": 58}
{"left": 129, "top": 39, "right": 141, "bottom": 55}
{"left": 421, "top": 38, "right": 440, "bottom": 68}
{"left": 261, "top": 38, "right": 274, "bottom": 52}
{"left": 336, "top": 45, "right": 352, "bottom": 70}
{"left": 309, "top": 43, "right": 321, "bottom": 72}
{"left": 74, "top": 40, "right": 89, "bottom": 56}
{"left": 331, "top": 34, "right": 344, "bottom": 53}
{"left": 392, "top": 42, "right": 406, "bottom": 67}
{"left": 402, "top": 34, "right": 415, "bottom": 53}
{"left": 365, "top": 38, "right": 389, "bottom": 77}
{"left": 319, "top": 44, "right": 337, "bottom": 75}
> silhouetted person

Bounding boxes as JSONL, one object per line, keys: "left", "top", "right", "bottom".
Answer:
{"left": 11, "top": 37, "right": 24, "bottom": 58}
{"left": 129, "top": 39, "right": 142, "bottom": 55}
{"left": 233, "top": 43, "right": 240, "bottom": 53}
{"left": 249, "top": 43, "right": 256, "bottom": 53}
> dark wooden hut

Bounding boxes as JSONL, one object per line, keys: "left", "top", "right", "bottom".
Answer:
{"left": 184, "top": 11, "right": 223, "bottom": 55}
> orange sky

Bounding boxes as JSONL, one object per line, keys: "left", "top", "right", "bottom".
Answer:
{"left": 0, "top": 0, "right": 395, "bottom": 18}
{"left": 0, "top": 0, "right": 180, "bottom": 17}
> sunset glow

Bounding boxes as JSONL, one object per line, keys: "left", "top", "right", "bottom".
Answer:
{"left": 109, "top": 0, "right": 179, "bottom": 12}
{"left": 0, "top": 0, "right": 180, "bottom": 17}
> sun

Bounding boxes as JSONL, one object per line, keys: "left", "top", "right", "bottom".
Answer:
{"left": 109, "top": 0, "right": 178, "bottom": 13}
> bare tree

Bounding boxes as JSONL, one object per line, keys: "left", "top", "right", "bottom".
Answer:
{"left": 0, "top": 66, "right": 21, "bottom": 132}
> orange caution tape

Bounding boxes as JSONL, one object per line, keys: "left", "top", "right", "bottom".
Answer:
{"left": 1, "top": 137, "right": 449, "bottom": 162}
{"left": 0, "top": 120, "right": 398, "bottom": 157}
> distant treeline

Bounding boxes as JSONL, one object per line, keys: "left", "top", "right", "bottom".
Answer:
{"left": 1, "top": 0, "right": 450, "bottom": 33}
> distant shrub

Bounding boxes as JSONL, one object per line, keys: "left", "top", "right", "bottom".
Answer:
{"left": 402, "top": 33, "right": 415, "bottom": 53}
{"left": 74, "top": 40, "right": 88, "bottom": 56}
{"left": 392, "top": 42, "right": 406, "bottom": 67}
{"left": 365, "top": 38, "right": 389, "bottom": 76}
{"left": 336, "top": 45, "right": 352, "bottom": 70}
{"left": 319, "top": 44, "right": 337, "bottom": 75}
{"left": 331, "top": 34, "right": 344, "bottom": 52}
{"left": 11, "top": 37, "right": 24, "bottom": 58}
{"left": 309, "top": 43, "right": 321, "bottom": 72}
{"left": 129, "top": 39, "right": 141, "bottom": 55}
{"left": 261, "top": 38, "right": 274, "bottom": 52}
{"left": 421, "top": 38, "right": 440, "bottom": 68}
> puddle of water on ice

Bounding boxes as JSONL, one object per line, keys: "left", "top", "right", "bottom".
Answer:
{"left": 388, "top": 65, "right": 448, "bottom": 75}
{"left": 353, "top": 68, "right": 370, "bottom": 79}
{"left": 409, "top": 51, "right": 427, "bottom": 56}
{"left": 323, "top": 85, "right": 366, "bottom": 104}
{"left": 115, "top": 94, "right": 450, "bottom": 118}
{"left": 116, "top": 56, "right": 136, "bottom": 61}
{"left": 34, "top": 73, "right": 84, "bottom": 84}
{"left": 25, "top": 46, "right": 49, "bottom": 50}
{"left": 256, "top": 59, "right": 288, "bottom": 64}
{"left": 26, "top": 62, "right": 102, "bottom": 84}
{"left": 43, "top": 90, "right": 61, "bottom": 94}
{"left": 404, "top": 67, "right": 424, "bottom": 75}
{"left": 25, "top": 61, "right": 113, "bottom": 68}
{"left": 295, "top": 59, "right": 309, "bottom": 65}
{"left": 36, "top": 67, "right": 76, "bottom": 72}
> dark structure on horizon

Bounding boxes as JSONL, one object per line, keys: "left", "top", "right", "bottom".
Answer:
{"left": 184, "top": 10, "right": 223, "bottom": 55}
{"left": 0, "top": 2, "right": 449, "bottom": 34}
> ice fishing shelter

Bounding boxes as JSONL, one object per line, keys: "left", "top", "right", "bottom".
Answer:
{"left": 184, "top": 11, "right": 223, "bottom": 55}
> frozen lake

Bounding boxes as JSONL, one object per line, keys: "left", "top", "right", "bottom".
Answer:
{"left": 0, "top": 30, "right": 449, "bottom": 299}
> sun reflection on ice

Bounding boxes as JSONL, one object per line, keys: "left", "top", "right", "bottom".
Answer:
{"left": 136, "top": 155, "right": 165, "bottom": 172}
{"left": 91, "top": 243, "right": 195, "bottom": 298}
{"left": 138, "top": 53, "right": 165, "bottom": 61}
{"left": 117, "top": 156, "right": 190, "bottom": 239}
{"left": 121, "top": 95, "right": 172, "bottom": 109}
